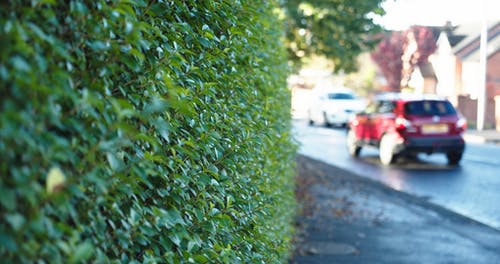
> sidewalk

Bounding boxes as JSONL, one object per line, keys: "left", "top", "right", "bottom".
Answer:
{"left": 290, "top": 155, "right": 500, "bottom": 264}
{"left": 464, "top": 129, "right": 500, "bottom": 144}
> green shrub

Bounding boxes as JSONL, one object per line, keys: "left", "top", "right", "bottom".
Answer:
{"left": 0, "top": 1, "right": 296, "bottom": 263}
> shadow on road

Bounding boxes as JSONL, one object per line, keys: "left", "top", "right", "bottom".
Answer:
{"left": 356, "top": 155, "right": 463, "bottom": 171}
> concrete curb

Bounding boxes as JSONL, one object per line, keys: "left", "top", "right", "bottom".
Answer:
{"left": 463, "top": 130, "right": 500, "bottom": 144}
{"left": 464, "top": 134, "right": 500, "bottom": 144}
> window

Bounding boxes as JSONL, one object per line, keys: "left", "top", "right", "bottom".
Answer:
{"left": 404, "top": 100, "right": 456, "bottom": 116}
{"left": 328, "top": 93, "right": 355, "bottom": 100}
{"left": 377, "top": 101, "right": 395, "bottom": 114}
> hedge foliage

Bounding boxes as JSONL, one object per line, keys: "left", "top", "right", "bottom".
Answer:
{"left": 0, "top": 1, "right": 296, "bottom": 263}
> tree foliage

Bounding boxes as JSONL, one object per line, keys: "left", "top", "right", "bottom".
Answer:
{"left": 407, "top": 25, "right": 437, "bottom": 65}
{"left": 401, "top": 25, "right": 437, "bottom": 86}
{"left": 371, "top": 31, "right": 405, "bottom": 91}
{"left": 0, "top": 1, "right": 296, "bottom": 263}
{"left": 282, "top": 0, "right": 385, "bottom": 73}
{"left": 371, "top": 26, "right": 437, "bottom": 91}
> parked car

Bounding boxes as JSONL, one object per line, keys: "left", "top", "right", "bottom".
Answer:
{"left": 346, "top": 93, "right": 467, "bottom": 165}
{"left": 307, "top": 87, "right": 366, "bottom": 127}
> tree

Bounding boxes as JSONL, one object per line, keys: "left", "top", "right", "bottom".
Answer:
{"left": 344, "top": 53, "right": 379, "bottom": 96}
{"left": 401, "top": 25, "right": 437, "bottom": 87}
{"left": 282, "top": 0, "right": 385, "bottom": 73}
{"left": 371, "top": 31, "right": 405, "bottom": 91}
{"left": 371, "top": 26, "right": 437, "bottom": 91}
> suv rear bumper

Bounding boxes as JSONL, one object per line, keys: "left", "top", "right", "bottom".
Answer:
{"left": 395, "top": 136, "right": 465, "bottom": 155}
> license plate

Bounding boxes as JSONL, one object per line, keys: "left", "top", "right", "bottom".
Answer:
{"left": 421, "top": 124, "right": 448, "bottom": 134}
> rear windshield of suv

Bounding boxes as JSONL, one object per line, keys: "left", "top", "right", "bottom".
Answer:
{"left": 404, "top": 100, "right": 456, "bottom": 116}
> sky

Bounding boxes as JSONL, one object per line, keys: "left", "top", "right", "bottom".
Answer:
{"left": 374, "top": 0, "right": 500, "bottom": 30}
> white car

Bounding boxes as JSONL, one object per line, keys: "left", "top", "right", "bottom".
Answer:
{"left": 307, "top": 87, "right": 366, "bottom": 127}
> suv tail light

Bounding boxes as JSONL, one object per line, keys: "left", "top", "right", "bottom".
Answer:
{"left": 395, "top": 117, "right": 417, "bottom": 133}
{"left": 455, "top": 117, "right": 467, "bottom": 133}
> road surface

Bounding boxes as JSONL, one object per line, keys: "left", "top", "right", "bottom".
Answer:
{"left": 293, "top": 118, "right": 500, "bottom": 230}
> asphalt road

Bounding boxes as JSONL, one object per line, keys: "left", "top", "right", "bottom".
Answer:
{"left": 291, "top": 155, "right": 500, "bottom": 263}
{"left": 293, "top": 118, "right": 500, "bottom": 230}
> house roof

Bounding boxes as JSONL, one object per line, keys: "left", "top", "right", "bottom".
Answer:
{"left": 428, "top": 26, "right": 444, "bottom": 42}
{"left": 453, "top": 21, "right": 500, "bottom": 61}
{"left": 428, "top": 22, "right": 467, "bottom": 48}
{"left": 384, "top": 22, "right": 470, "bottom": 49}
{"left": 448, "top": 35, "right": 467, "bottom": 47}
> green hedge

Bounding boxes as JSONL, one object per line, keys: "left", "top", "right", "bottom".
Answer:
{"left": 0, "top": 1, "right": 296, "bottom": 263}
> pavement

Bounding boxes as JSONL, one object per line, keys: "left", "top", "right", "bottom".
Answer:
{"left": 463, "top": 129, "right": 500, "bottom": 144}
{"left": 290, "top": 155, "right": 500, "bottom": 264}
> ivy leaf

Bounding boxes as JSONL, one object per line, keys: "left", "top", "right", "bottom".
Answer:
{"left": 106, "top": 152, "right": 124, "bottom": 171}
{"left": 46, "top": 167, "right": 66, "bottom": 194}
{"left": 169, "top": 233, "right": 181, "bottom": 247}
{"left": 0, "top": 189, "right": 16, "bottom": 211}
{"left": 11, "top": 56, "right": 31, "bottom": 72}
{"left": 5, "top": 214, "right": 25, "bottom": 231}
{"left": 0, "top": 233, "right": 17, "bottom": 252}
{"left": 70, "top": 242, "right": 94, "bottom": 263}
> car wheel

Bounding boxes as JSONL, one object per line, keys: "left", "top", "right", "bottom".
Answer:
{"left": 322, "top": 112, "right": 331, "bottom": 127}
{"left": 346, "top": 129, "right": 361, "bottom": 157}
{"left": 446, "top": 152, "right": 462, "bottom": 166}
{"left": 307, "top": 110, "right": 314, "bottom": 126}
{"left": 379, "top": 134, "right": 397, "bottom": 165}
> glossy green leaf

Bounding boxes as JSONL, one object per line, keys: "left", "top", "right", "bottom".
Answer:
{"left": 70, "top": 242, "right": 94, "bottom": 263}
{"left": 1, "top": 1, "right": 297, "bottom": 263}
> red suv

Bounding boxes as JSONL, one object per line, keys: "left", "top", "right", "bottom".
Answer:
{"left": 346, "top": 93, "right": 467, "bottom": 165}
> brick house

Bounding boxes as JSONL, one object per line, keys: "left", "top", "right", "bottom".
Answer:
{"left": 412, "top": 21, "right": 500, "bottom": 129}
{"left": 451, "top": 21, "right": 500, "bottom": 129}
